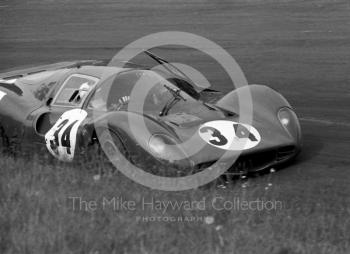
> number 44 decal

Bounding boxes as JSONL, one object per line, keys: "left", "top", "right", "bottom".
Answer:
{"left": 45, "top": 109, "right": 88, "bottom": 161}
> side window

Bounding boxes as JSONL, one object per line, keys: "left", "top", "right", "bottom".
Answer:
{"left": 53, "top": 74, "right": 99, "bottom": 107}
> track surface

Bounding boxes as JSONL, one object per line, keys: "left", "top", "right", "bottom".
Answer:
{"left": 1, "top": 0, "right": 349, "bottom": 207}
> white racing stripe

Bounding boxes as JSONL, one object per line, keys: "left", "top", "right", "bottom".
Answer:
{"left": 0, "top": 91, "right": 6, "bottom": 101}
{"left": 0, "top": 79, "right": 17, "bottom": 84}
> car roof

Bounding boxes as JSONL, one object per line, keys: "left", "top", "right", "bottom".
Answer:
{"left": 73, "top": 66, "right": 131, "bottom": 80}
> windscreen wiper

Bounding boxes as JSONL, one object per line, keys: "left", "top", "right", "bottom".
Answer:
{"left": 159, "top": 85, "right": 186, "bottom": 116}
{"left": 144, "top": 50, "right": 198, "bottom": 89}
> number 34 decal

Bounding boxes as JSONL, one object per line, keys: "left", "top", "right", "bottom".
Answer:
{"left": 199, "top": 120, "right": 261, "bottom": 151}
{"left": 45, "top": 109, "right": 88, "bottom": 161}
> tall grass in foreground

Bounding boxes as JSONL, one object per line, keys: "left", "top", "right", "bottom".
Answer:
{"left": 0, "top": 154, "right": 349, "bottom": 254}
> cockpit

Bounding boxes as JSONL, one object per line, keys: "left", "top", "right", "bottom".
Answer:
{"left": 88, "top": 70, "right": 197, "bottom": 115}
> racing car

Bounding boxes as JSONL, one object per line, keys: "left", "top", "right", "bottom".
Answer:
{"left": 0, "top": 51, "right": 301, "bottom": 176}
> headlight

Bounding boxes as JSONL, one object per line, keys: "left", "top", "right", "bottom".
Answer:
{"left": 278, "top": 107, "right": 301, "bottom": 141}
{"left": 148, "top": 134, "right": 190, "bottom": 164}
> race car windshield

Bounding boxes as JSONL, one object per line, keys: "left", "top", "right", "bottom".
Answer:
{"left": 89, "top": 70, "right": 197, "bottom": 114}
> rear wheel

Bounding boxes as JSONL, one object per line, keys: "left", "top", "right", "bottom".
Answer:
{"left": 0, "top": 125, "right": 21, "bottom": 157}
{"left": 0, "top": 125, "right": 6, "bottom": 154}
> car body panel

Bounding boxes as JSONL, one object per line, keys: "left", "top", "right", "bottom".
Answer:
{"left": 0, "top": 58, "right": 302, "bottom": 174}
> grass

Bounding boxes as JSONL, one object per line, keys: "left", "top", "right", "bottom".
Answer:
{"left": 0, "top": 153, "right": 349, "bottom": 254}
{"left": 1, "top": 0, "right": 349, "bottom": 252}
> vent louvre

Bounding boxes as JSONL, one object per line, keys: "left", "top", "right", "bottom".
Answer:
{"left": 228, "top": 150, "right": 276, "bottom": 174}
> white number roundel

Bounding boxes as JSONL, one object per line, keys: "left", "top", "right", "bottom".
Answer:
{"left": 45, "top": 109, "right": 88, "bottom": 161}
{"left": 198, "top": 120, "right": 261, "bottom": 151}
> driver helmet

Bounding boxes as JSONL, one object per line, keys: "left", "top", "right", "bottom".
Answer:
{"left": 78, "top": 82, "right": 90, "bottom": 98}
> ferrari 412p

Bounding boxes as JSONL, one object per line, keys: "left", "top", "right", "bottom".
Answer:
{"left": 0, "top": 51, "right": 302, "bottom": 175}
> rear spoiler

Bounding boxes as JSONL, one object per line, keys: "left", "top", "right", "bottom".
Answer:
{"left": 0, "top": 60, "right": 107, "bottom": 80}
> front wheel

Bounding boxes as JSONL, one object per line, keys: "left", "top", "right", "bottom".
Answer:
{"left": 98, "top": 129, "right": 188, "bottom": 177}
{"left": 98, "top": 129, "right": 133, "bottom": 171}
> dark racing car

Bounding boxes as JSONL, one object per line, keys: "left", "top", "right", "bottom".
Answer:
{"left": 0, "top": 51, "right": 301, "bottom": 175}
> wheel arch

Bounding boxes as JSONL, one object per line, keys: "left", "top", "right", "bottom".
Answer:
{"left": 216, "top": 84, "right": 292, "bottom": 116}
{"left": 90, "top": 111, "right": 178, "bottom": 157}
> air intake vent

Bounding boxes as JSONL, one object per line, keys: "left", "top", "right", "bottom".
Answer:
{"left": 228, "top": 150, "right": 277, "bottom": 174}
{"left": 276, "top": 146, "right": 296, "bottom": 161}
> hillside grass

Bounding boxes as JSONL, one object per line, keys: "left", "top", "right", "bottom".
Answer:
{"left": 0, "top": 154, "right": 349, "bottom": 254}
